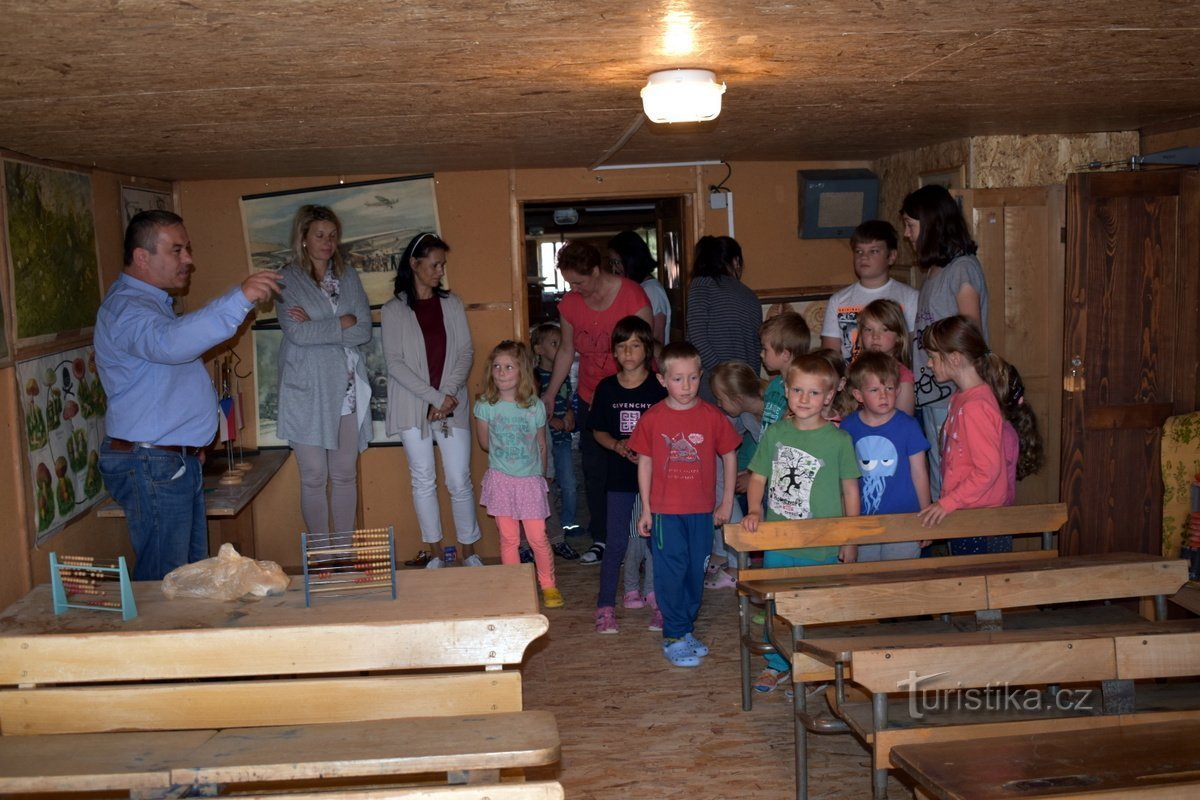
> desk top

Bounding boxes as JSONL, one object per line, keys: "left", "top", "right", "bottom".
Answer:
{"left": 890, "top": 719, "right": 1200, "bottom": 800}
{"left": 96, "top": 449, "right": 289, "bottom": 518}
{"left": 0, "top": 564, "right": 547, "bottom": 683}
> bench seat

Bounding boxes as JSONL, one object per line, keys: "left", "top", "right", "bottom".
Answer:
{"left": 0, "top": 711, "right": 561, "bottom": 796}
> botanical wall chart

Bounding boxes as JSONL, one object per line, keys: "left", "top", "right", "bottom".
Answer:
{"left": 16, "top": 344, "right": 108, "bottom": 540}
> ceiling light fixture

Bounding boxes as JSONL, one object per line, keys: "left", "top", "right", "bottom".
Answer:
{"left": 640, "top": 69, "right": 726, "bottom": 124}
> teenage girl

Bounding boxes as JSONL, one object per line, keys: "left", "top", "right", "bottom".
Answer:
{"left": 589, "top": 316, "right": 666, "bottom": 634}
{"left": 474, "top": 340, "right": 562, "bottom": 608}
{"left": 901, "top": 184, "right": 990, "bottom": 498}
{"left": 708, "top": 360, "right": 766, "bottom": 586}
{"left": 917, "top": 316, "right": 1041, "bottom": 553}
{"left": 856, "top": 298, "right": 916, "bottom": 415}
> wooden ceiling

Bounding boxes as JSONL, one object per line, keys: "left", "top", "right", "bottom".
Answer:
{"left": 2, "top": 1, "right": 1197, "bottom": 181}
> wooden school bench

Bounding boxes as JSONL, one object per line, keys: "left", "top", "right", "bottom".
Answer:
{"left": 0, "top": 563, "right": 561, "bottom": 798}
{"left": 889, "top": 718, "right": 1200, "bottom": 800}
{"left": 724, "top": 503, "right": 1071, "bottom": 711}
{"left": 797, "top": 614, "right": 1200, "bottom": 799}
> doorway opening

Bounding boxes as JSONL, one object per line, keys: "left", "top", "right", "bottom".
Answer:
{"left": 522, "top": 196, "right": 689, "bottom": 342}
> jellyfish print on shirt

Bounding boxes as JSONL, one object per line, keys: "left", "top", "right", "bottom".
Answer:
{"left": 768, "top": 444, "right": 822, "bottom": 519}
{"left": 855, "top": 435, "right": 898, "bottom": 514}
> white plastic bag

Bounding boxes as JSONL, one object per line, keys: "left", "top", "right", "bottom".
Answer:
{"left": 162, "top": 543, "right": 290, "bottom": 600}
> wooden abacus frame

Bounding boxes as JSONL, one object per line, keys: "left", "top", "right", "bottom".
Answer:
{"left": 301, "top": 526, "right": 397, "bottom": 607}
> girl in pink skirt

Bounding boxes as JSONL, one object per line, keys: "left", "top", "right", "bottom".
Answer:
{"left": 474, "top": 340, "right": 562, "bottom": 608}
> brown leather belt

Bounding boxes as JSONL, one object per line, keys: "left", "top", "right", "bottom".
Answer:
{"left": 107, "top": 437, "right": 200, "bottom": 456}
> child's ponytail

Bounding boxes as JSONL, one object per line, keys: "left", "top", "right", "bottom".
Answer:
{"left": 1000, "top": 364, "right": 1044, "bottom": 480}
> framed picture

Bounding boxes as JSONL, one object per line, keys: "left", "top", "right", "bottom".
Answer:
{"left": 15, "top": 345, "right": 108, "bottom": 542}
{"left": 240, "top": 175, "right": 438, "bottom": 321}
{"left": 3, "top": 159, "right": 102, "bottom": 355}
{"left": 252, "top": 323, "right": 397, "bottom": 448}
{"left": 120, "top": 185, "right": 174, "bottom": 230}
{"left": 757, "top": 286, "right": 836, "bottom": 376}
{"left": 918, "top": 165, "right": 967, "bottom": 190}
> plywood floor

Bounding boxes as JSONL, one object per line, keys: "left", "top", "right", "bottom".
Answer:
{"left": 517, "top": 543, "right": 915, "bottom": 800}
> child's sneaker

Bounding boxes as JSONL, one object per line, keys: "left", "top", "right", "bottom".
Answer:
{"left": 594, "top": 606, "right": 618, "bottom": 634}
{"left": 648, "top": 608, "right": 663, "bottom": 631}
{"left": 519, "top": 546, "right": 534, "bottom": 564}
{"left": 552, "top": 541, "right": 580, "bottom": 560}
{"left": 542, "top": 588, "right": 564, "bottom": 608}
{"left": 463, "top": 554, "right": 484, "bottom": 567}
{"left": 622, "top": 590, "right": 645, "bottom": 609}
{"left": 663, "top": 638, "right": 701, "bottom": 667}
{"left": 682, "top": 632, "right": 710, "bottom": 657}
{"left": 424, "top": 557, "right": 443, "bottom": 569}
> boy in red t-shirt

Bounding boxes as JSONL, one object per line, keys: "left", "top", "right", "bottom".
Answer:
{"left": 629, "top": 342, "right": 740, "bottom": 668}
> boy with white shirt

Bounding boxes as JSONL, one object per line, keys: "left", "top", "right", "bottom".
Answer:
{"left": 820, "top": 220, "right": 918, "bottom": 361}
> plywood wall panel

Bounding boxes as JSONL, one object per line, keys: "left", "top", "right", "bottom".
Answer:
{"left": 972, "top": 132, "right": 1139, "bottom": 188}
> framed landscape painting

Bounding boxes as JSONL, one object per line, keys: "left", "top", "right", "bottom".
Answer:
{"left": 240, "top": 175, "right": 438, "bottom": 321}
{"left": 2, "top": 159, "right": 102, "bottom": 355}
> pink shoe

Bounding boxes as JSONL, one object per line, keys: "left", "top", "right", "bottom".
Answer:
{"left": 644, "top": 591, "right": 658, "bottom": 609}
{"left": 622, "top": 590, "right": 645, "bottom": 609}
{"left": 594, "top": 606, "right": 619, "bottom": 634}
{"left": 648, "top": 608, "right": 663, "bottom": 631}
{"left": 704, "top": 569, "right": 737, "bottom": 590}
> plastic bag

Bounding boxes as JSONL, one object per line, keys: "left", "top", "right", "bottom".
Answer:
{"left": 162, "top": 543, "right": 290, "bottom": 600}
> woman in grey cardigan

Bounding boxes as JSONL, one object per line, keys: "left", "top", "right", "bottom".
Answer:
{"left": 381, "top": 232, "right": 482, "bottom": 568}
{"left": 276, "top": 205, "right": 373, "bottom": 540}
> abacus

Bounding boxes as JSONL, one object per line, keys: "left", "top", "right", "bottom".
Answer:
{"left": 49, "top": 552, "right": 138, "bottom": 621}
{"left": 301, "top": 526, "right": 398, "bottom": 607}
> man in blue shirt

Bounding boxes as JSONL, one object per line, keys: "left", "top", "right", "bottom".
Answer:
{"left": 95, "top": 210, "right": 281, "bottom": 580}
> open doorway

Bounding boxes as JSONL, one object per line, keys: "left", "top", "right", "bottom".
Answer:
{"left": 522, "top": 196, "right": 689, "bottom": 342}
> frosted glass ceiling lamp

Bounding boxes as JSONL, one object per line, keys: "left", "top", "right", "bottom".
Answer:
{"left": 641, "top": 69, "right": 726, "bottom": 123}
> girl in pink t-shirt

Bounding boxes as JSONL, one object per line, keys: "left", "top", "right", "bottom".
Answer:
{"left": 916, "top": 315, "right": 1042, "bottom": 554}
{"left": 857, "top": 298, "right": 917, "bottom": 415}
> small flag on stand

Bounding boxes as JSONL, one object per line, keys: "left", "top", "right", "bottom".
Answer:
{"left": 219, "top": 395, "right": 237, "bottom": 443}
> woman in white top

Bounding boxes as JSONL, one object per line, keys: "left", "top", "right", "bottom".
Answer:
{"left": 608, "top": 230, "right": 671, "bottom": 346}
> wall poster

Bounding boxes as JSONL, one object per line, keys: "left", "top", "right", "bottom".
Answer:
{"left": 120, "top": 185, "right": 174, "bottom": 230}
{"left": 2, "top": 159, "right": 102, "bottom": 354}
{"left": 16, "top": 345, "right": 108, "bottom": 540}
{"left": 252, "top": 323, "right": 395, "bottom": 448}
{"left": 240, "top": 175, "right": 439, "bottom": 321}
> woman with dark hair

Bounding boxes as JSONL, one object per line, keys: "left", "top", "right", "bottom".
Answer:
{"left": 608, "top": 231, "right": 671, "bottom": 345}
{"left": 276, "top": 205, "right": 373, "bottom": 541}
{"left": 685, "top": 235, "right": 762, "bottom": 401}
{"left": 541, "top": 241, "right": 651, "bottom": 564}
{"left": 900, "top": 184, "right": 990, "bottom": 498}
{"left": 382, "top": 232, "right": 482, "bottom": 568}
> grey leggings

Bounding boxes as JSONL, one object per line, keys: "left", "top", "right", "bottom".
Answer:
{"left": 293, "top": 413, "right": 360, "bottom": 536}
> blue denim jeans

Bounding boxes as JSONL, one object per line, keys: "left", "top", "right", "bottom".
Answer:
{"left": 99, "top": 439, "right": 207, "bottom": 581}
{"left": 550, "top": 436, "right": 577, "bottom": 528}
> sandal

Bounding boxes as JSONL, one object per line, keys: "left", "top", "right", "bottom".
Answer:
{"left": 753, "top": 667, "right": 788, "bottom": 693}
{"left": 404, "top": 550, "right": 431, "bottom": 567}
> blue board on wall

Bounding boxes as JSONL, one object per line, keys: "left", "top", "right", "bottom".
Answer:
{"left": 798, "top": 169, "right": 880, "bottom": 239}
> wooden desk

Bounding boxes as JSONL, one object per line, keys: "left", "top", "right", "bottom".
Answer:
{"left": 0, "top": 564, "right": 557, "bottom": 795}
{"left": 96, "top": 448, "right": 289, "bottom": 557}
{"left": 891, "top": 719, "right": 1200, "bottom": 799}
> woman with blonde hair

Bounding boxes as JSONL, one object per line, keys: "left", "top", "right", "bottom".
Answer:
{"left": 276, "top": 205, "right": 373, "bottom": 540}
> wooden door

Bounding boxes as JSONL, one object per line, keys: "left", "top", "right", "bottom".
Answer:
{"left": 957, "top": 186, "right": 1067, "bottom": 508}
{"left": 1061, "top": 170, "right": 1200, "bottom": 555}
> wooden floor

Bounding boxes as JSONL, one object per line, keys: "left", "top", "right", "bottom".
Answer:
{"left": 517, "top": 543, "right": 914, "bottom": 800}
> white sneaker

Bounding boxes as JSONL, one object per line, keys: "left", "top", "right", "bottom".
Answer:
{"left": 425, "top": 557, "right": 443, "bottom": 569}
{"left": 463, "top": 554, "right": 483, "bottom": 567}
